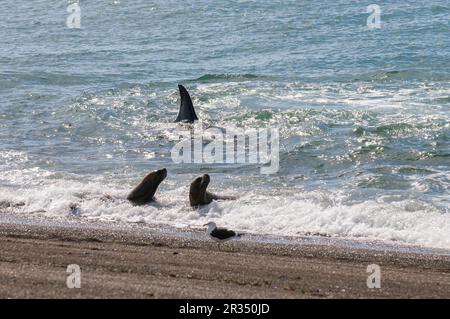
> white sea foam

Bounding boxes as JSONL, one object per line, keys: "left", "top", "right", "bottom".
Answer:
{"left": 1, "top": 170, "right": 449, "bottom": 250}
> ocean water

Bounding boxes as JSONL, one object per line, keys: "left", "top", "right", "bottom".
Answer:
{"left": 0, "top": 1, "right": 449, "bottom": 249}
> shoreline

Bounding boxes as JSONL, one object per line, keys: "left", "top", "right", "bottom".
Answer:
{"left": 0, "top": 213, "right": 449, "bottom": 298}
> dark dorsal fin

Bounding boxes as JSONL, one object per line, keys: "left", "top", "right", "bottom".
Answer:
{"left": 175, "top": 84, "right": 198, "bottom": 123}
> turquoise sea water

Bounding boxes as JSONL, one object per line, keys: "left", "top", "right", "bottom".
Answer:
{"left": 0, "top": 1, "right": 449, "bottom": 249}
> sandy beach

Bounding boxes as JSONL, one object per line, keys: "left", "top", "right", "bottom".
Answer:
{"left": 0, "top": 214, "right": 449, "bottom": 299}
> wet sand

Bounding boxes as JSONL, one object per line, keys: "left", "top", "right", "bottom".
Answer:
{"left": 0, "top": 215, "right": 449, "bottom": 298}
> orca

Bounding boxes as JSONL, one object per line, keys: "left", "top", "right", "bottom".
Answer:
{"left": 175, "top": 84, "right": 199, "bottom": 123}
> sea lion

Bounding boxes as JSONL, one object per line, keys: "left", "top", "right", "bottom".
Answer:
{"left": 189, "top": 174, "right": 236, "bottom": 207}
{"left": 127, "top": 168, "right": 167, "bottom": 205}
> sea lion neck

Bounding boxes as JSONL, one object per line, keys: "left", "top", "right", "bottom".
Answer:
{"left": 200, "top": 174, "right": 210, "bottom": 188}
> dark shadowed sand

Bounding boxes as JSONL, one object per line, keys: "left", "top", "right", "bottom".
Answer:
{"left": 0, "top": 213, "right": 449, "bottom": 298}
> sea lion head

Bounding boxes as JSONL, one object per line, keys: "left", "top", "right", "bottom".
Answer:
{"left": 192, "top": 174, "right": 210, "bottom": 191}
{"left": 146, "top": 168, "right": 167, "bottom": 190}
{"left": 189, "top": 174, "right": 210, "bottom": 206}
{"left": 144, "top": 168, "right": 167, "bottom": 186}
{"left": 155, "top": 168, "right": 168, "bottom": 181}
